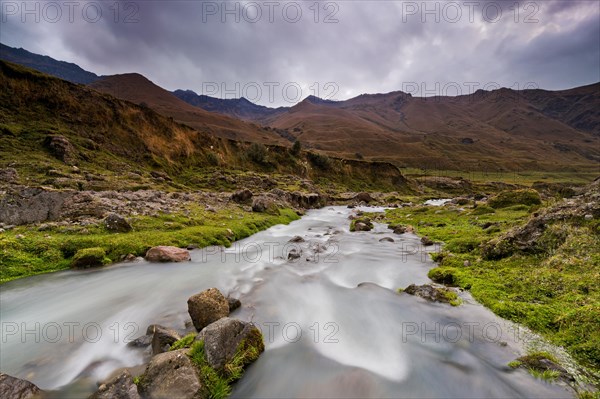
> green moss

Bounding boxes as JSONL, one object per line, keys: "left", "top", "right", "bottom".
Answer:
{"left": 528, "top": 368, "right": 560, "bottom": 382}
{"left": 170, "top": 333, "right": 197, "bottom": 351}
{"left": 428, "top": 267, "right": 460, "bottom": 286}
{"left": 488, "top": 189, "right": 541, "bottom": 209}
{"left": 471, "top": 205, "right": 495, "bottom": 215}
{"left": 508, "top": 360, "right": 522, "bottom": 369}
{"left": 71, "top": 247, "right": 109, "bottom": 268}
{"left": 0, "top": 207, "right": 300, "bottom": 283}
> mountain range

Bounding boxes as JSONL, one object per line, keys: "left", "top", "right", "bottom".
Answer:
{"left": 1, "top": 42, "right": 598, "bottom": 173}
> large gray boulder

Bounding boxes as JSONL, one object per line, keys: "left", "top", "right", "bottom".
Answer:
{"left": 89, "top": 370, "right": 140, "bottom": 399}
{"left": 137, "top": 350, "right": 202, "bottom": 399}
{"left": 145, "top": 246, "right": 191, "bottom": 263}
{"left": 0, "top": 373, "right": 42, "bottom": 399}
{"left": 187, "top": 288, "right": 229, "bottom": 331}
{"left": 195, "top": 317, "right": 265, "bottom": 371}
{"left": 0, "top": 187, "right": 72, "bottom": 225}
{"left": 151, "top": 325, "right": 181, "bottom": 355}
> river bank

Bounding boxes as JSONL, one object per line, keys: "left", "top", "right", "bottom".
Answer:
{"left": 384, "top": 181, "right": 600, "bottom": 389}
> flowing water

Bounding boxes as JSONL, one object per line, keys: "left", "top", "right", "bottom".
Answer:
{"left": 0, "top": 206, "right": 572, "bottom": 398}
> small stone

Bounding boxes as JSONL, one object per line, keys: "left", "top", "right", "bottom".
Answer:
{"left": 421, "top": 236, "right": 434, "bottom": 246}
{"left": 288, "top": 248, "right": 302, "bottom": 260}
{"left": 584, "top": 214, "right": 593, "bottom": 220}
{"left": 227, "top": 297, "right": 241, "bottom": 312}
{"left": 289, "top": 236, "right": 305, "bottom": 243}
{"left": 463, "top": 260, "right": 471, "bottom": 267}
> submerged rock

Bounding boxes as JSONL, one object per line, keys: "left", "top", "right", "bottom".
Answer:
{"left": 227, "top": 297, "right": 241, "bottom": 312}
{"left": 195, "top": 317, "right": 265, "bottom": 371}
{"left": 187, "top": 288, "right": 229, "bottom": 331}
{"left": 0, "top": 373, "right": 42, "bottom": 399}
{"left": 403, "top": 284, "right": 460, "bottom": 305}
{"left": 145, "top": 246, "right": 191, "bottom": 262}
{"left": 89, "top": 370, "right": 140, "bottom": 399}
{"left": 137, "top": 349, "right": 202, "bottom": 399}
{"left": 351, "top": 217, "right": 374, "bottom": 232}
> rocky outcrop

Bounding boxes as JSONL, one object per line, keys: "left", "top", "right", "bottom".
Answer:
{"left": 104, "top": 213, "right": 132, "bottom": 233}
{"left": 195, "top": 317, "right": 265, "bottom": 371}
{"left": 0, "top": 373, "right": 42, "bottom": 399}
{"left": 145, "top": 246, "right": 191, "bottom": 262}
{"left": 151, "top": 325, "right": 181, "bottom": 355}
{"left": 44, "top": 135, "right": 76, "bottom": 164}
{"left": 354, "top": 192, "right": 373, "bottom": 203}
{"left": 251, "top": 197, "right": 278, "bottom": 214}
{"left": 0, "top": 186, "right": 72, "bottom": 225}
{"left": 403, "top": 284, "right": 460, "bottom": 305}
{"left": 137, "top": 350, "right": 202, "bottom": 399}
{"left": 231, "top": 189, "right": 253, "bottom": 204}
{"left": 89, "top": 370, "right": 140, "bottom": 399}
{"left": 482, "top": 181, "right": 600, "bottom": 260}
{"left": 187, "top": 288, "right": 230, "bottom": 331}
{"left": 0, "top": 167, "right": 18, "bottom": 183}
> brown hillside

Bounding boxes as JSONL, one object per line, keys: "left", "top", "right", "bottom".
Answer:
{"left": 264, "top": 86, "right": 600, "bottom": 172}
{"left": 89, "top": 74, "right": 288, "bottom": 145}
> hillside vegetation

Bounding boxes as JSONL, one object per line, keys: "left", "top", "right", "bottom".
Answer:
{"left": 0, "top": 60, "right": 409, "bottom": 193}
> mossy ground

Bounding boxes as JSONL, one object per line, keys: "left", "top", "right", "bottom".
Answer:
{"left": 385, "top": 202, "right": 600, "bottom": 373}
{"left": 0, "top": 206, "right": 299, "bottom": 283}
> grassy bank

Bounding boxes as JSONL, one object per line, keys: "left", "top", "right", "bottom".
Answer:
{"left": 385, "top": 202, "right": 600, "bottom": 374}
{"left": 0, "top": 206, "right": 299, "bottom": 283}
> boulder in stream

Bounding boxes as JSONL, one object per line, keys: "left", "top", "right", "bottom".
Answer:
{"left": 195, "top": 317, "right": 265, "bottom": 371}
{"left": 89, "top": 369, "right": 140, "bottom": 399}
{"left": 137, "top": 349, "right": 202, "bottom": 399}
{"left": 151, "top": 325, "right": 182, "bottom": 355}
{"left": 0, "top": 374, "right": 42, "bottom": 399}
{"left": 187, "top": 288, "right": 229, "bottom": 331}
{"left": 145, "top": 246, "right": 191, "bottom": 262}
{"left": 403, "top": 284, "right": 461, "bottom": 306}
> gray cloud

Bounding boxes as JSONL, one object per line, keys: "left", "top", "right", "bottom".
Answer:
{"left": 1, "top": 0, "right": 598, "bottom": 106}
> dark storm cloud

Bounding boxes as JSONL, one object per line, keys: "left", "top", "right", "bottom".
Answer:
{"left": 1, "top": 0, "right": 598, "bottom": 106}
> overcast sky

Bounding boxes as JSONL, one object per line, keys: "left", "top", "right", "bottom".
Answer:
{"left": 1, "top": 0, "right": 599, "bottom": 106}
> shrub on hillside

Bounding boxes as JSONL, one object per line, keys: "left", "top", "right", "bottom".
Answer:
{"left": 246, "top": 143, "right": 267, "bottom": 164}
{"left": 307, "top": 152, "right": 332, "bottom": 170}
